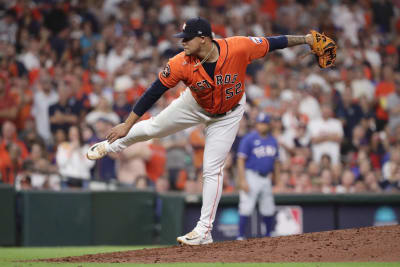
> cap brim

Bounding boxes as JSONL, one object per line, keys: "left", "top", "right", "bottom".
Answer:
{"left": 173, "top": 32, "right": 193, "bottom": 38}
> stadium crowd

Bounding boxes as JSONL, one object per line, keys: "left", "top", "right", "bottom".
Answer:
{"left": 0, "top": 0, "right": 399, "bottom": 194}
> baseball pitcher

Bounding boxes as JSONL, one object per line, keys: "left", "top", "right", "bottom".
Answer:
{"left": 87, "top": 17, "right": 335, "bottom": 245}
{"left": 237, "top": 113, "right": 279, "bottom": 240}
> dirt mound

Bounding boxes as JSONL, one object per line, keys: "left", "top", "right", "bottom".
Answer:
{"left": 42, "top": 225, "right": 400, "bottom": 263}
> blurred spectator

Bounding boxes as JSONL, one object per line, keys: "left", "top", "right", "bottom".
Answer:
{"left": 88, "top": 75, "right": 113, "bottom": 108}
{"left": 146, "top": 138, "right": 167, "bottom": 183}
{"left": 117, "top": 142, "right": 151, "bottom": 187}
{"left": 113, "top": 91, "right": 132, "bottom": 121}
{"left": 336, "top": 169, "right": 356, "bottom": 193}
{"left": 374, "top": 66, "right": 395, "bottom": 130}
{"left": 386, "top": 77, "right": 400, "bottom": 133}
{"left": 231, "top": 114, "right": 249, "bottom": 162}
{"left": 106, "top": 38, "right": 133, "bottom": 73}
{"left": 32, "top": 74, "right": 58, "bottom": 145}
{"left": 56, "top": 125, "right": 94, "bottom": 189}
{"left": 309, "top": 104, "right": 344, "bottom": 164}
{"left": 189, "top": 125, "right": 205, "bottom": 176}
{"left": 184, "top": 176, "right": 202, "bottom": 195}
{"left": 320, "top": 168, "right": 335, "bottom": 194}
{"left": 162, "top": 131, "right": 190, "bottom": 190}
{"left": 15, "top": 171, "right": 33, "bottom": 190}
{"left": 135, "top": 175, "right": 150, "bottom": 190}
{"left": 0, "top": 77, "right": 18, "bottom": 124}
{"left": 15, "top": 81, "right": 32, "bottom": 128}
{"left": 18, "top": 119, "right": 44, "bottom": 152}
{"left": 222, "top": 152, "right": 235, "bottom": 193}
{"left": 308, "top": 161, "right": 321, "bottom": 187}
{"left": 364, "top": 172, "right": 382, "bottom": 193}
{"left": 320, "top": 154, "right": 332, "bottom": 171}
{"left": 81, "top": 122, "right": 97, "bottom": 145}
{"left": 294, "top": 172, "right": 314, "bottom": 193}
{"left": 80, "top": 21, "right": 100, "bottom": 68}
{"left": 0, "top": 121, "right": 29, "bottom": 159}
{"left": 273, "top": 171, "right": 292, "bottom": 193}
{"left": 245, "top": 70, "right": 264, "bottom": 102}
{"left": 259, "top": 81, "right": 281, "bottom": 113}
{"left": 16, "top": 142, "right": 60, "bottom": 190}
{"left": 331, "top": 163, "right": 343, "bottom": 186}
{"left": 351, "top": 67, "right": 375, "bottom": 102}
{"left": 18, "top": 37, "right": 40, "bottom": 71}
{"left": 0, "top": 10, "right": 17, "bottom": 44}
{"left": 383, "top": 165, "right": 400, "bottom": 192}
{"left": 271, "top": 115, "right": 285, "bottom": 148}
{"left": 280, "top": 90, "right": 296, "bottom": 124}
{"left": 289, "top": 156, "right": 305, "bottom": 188}
{"left": 369, "top": 132, "right": 386, "bottom": 169}
{"left": 95, "top": 40, "right": 107, "bottom": 72}
{"left": 337, "top": 87, "right": 364, "bottom": 140}
{"left": 382, "top": 147, "right": 400, "bottom": 190}
{"left": 155, "top": 176, "right": 170, "bottom": 193}
{"left": 0, "top": 142, "right": 22, "bottom": 185}
{"left": 371, "top": 0, "right": 394, "bottom": 33}
{"left": 354, "top": 180, "right": 368, "bottom": 193}
{"left": 49, "top": 82, "right": 79, "bottom": 137}
{"left": 44, "top": 1, "right": 68, "bottom": 35}
{"left": 344, "top": 124, "right": 367, "bottom": 158}
{"left": 85, "top": 96, "right": 120, "bottom": 127}
{"left": 331, "top": 1, "right": 365, "bottom": 46}
{"left": 91, "top": 118, "right": 117, "bottom": 182}
{"left": 1, "top": 43, "right": 27, "bottom": 78}
{"left": 298, "top": 84, "right": 322, "bottom": 121}
{"left": 388, "top": 124, "right": 400, "bottom": 146}
{"left": 292, "top": 119, "right": 311, "bottom": 161}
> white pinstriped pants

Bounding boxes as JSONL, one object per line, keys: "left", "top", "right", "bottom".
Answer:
{"left": 108, "top": 88, "right": 245, "bottom": 236}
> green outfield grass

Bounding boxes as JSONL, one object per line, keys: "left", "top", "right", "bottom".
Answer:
{"left": 0, "top": 246, "right": 399, "bottom": 267}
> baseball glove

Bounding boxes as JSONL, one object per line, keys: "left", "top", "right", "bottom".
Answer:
{"left": 309, "top": 30, "right": 336, "bottom": 68}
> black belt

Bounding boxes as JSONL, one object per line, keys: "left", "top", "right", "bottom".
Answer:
{"left": 256, "top": 171, "right": 271, "bottom": 177}
{"left": 206, "top": 104, "right": 240, "bottom": 118}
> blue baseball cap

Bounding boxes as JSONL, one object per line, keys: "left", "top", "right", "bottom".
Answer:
{"left": 256, "top": 113, "right": 271, "bottom": 124}
{"left": 173, "top": 17, "right": 212, "bottom": 39}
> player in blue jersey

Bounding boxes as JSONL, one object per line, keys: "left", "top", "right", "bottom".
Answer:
{"left": 236, "top": 112, "right": 280, "bottom": 240}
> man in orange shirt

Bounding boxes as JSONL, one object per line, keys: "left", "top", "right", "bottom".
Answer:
{"left": 88, "top": 17, "right": 315, "bottom": 245}
{"left": 0, "top": 77, "right": 18, "bottom": 125}
{"left": 0, "top": 121, "right": 29, "bottom": 160}
{"left": 375, "top": 65, "right": 395, "bottom": 130}
{"left": 0, "top": 142, "right": 22, "bottom": 185}
{"left": 145, "top": 138, "right": 167, "bottom": 183}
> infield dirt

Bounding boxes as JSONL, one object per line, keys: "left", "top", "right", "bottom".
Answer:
{"left": 41, "top": 225, "right": 400, "bottom": 263}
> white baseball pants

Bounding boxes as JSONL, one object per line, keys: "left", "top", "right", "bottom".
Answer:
{"left": 239, "top": 170, "right": 275, "bottom": 216}
{"left": 108, "top": 88, "right": 245, "bottom": 236}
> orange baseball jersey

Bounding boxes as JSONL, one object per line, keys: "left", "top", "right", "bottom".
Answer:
{"left": 159, "top": 36, "right": 270, "bottom": 114}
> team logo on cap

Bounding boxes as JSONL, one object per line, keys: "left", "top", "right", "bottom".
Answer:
{"left": 182, "top": 23, "right": 186, "bottom": 30}
{"left": 162, "top": 64, "right": 170, "bottom": 78}
{"left": 249, "top": 36, "right": 263, "bottom": 44}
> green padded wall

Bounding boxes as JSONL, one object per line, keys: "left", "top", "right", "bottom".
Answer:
{"left": 21, "top": 191, "right": 91, "bottom": 246}
{"left": 0, "top": 184, "right": 16, "bottom": 245}
{"left": 91, "top": 191, "right": 155, "bottom": 245}
{"left": 159, "top": 193, "right": 184, "bottom": 244}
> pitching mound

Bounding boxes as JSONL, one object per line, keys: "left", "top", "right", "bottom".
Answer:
{"left": 42, "top": 225, "right": 400, "bottom": 263}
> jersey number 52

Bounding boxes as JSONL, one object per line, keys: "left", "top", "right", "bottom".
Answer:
{"left": 225, "top": 82, "right": 242, "bottom": 100}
